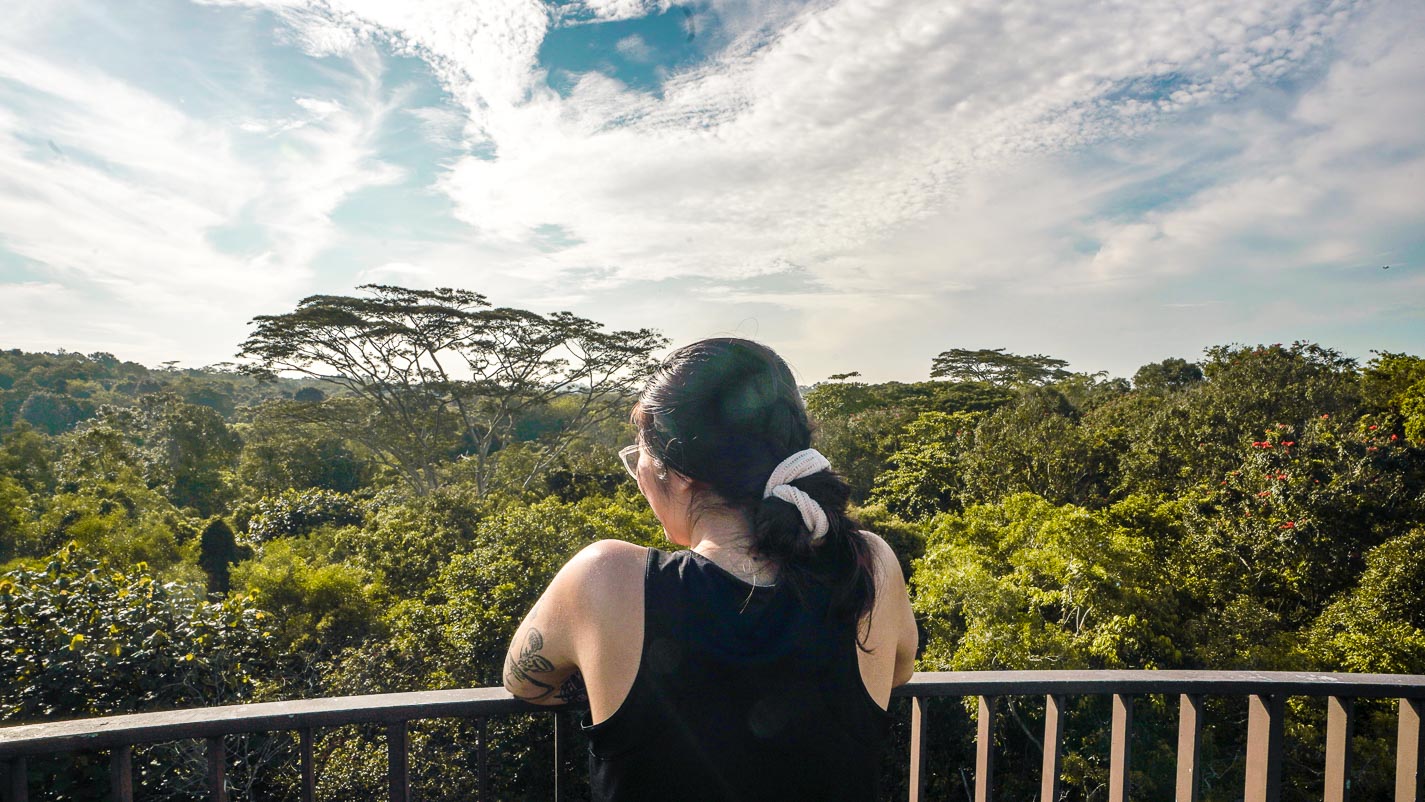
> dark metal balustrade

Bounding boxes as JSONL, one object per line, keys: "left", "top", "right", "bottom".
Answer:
{"left": 1, "top": 671, "right": 1423, "bottom": 801}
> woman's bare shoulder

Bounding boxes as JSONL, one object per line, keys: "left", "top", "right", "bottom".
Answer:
{"left": 560, "top": 539, "right": 648, "bottom": 605}
{"left": 857, "top": 530, "right": 907, "bottom": 582}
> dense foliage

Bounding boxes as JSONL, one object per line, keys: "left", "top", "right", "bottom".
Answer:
{"left": 2, "top": 315, "right": 1423, "bottom": 800}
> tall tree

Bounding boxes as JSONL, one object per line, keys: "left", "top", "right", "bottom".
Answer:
{"left": 237, "top": 285, "right": 665, "bottom": 495}
{"left": 930, "top": 347, "right": 1070, "bottom": 386}
{"left": 1131, "top": 357, "right": 1204, "bottom": 396}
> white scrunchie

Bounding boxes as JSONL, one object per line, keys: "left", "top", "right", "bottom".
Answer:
{"left": 762, "top": 449, "right": 832, "bottom": 541}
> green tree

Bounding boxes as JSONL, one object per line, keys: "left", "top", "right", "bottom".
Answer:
{"left": 0, "top": 476, "right": 35, "bottom": 565}
{"left": 1118, "top": 342, "right": 1361, "bottom": 497}
{"left": 1131, "top": 357, "right": 1204, "bottom": 396}
{"left": 957, "top": 387, "right": 1119, "bottom": 508}
{"left": 912, "top": 493, "right": 1180, "bottom": 672}
{"left": 135, "top": 394, "right": 242, "bottom": 515}
{"left": 1176, "top": 412, "right": 1425, "bottom": 663}
{"left": 0, "top": 543, "right": 277, "bottom": 798}
{"left": 242, "top": 488, "right": 365, "bottom": 543}
{"left": 60, "top": 395, "right": 242, "bottom": 516}
{"left": 911, "top": 493, "right": 1185, "bottom": 799}
{"left": 805, "top": 379, "right": 1013, "bottom": 502}
{"left": 1360, "top": 351, "right": 1425, "bottom": 412}
{"left": 930, "top": 347, "right": 1070, "bottom": 386}
{"left": 34, "top": 476, "right": 200, "bottom": 580}
{"left": 0, "top": 423, "right": 58, "bottom": 495}
{"left": 18, "top": 391, "right": 86, "bottom": 434}
{"left": 1361, "top": 351, "right": 1425, "bottom": 445}
{"left": 1308, "top": 527, "right": 1425, "bottom": 674}
{"left": 230, "top": 536, "right": 381, "bottom": 660}
{"left": 237, "top": 284, "right": 665, "bottom": 495}
{"left": 198, "top": 518, "right": 240, "bottom": 595}
{"left": 236, "top": 413, "right": 369, "bottom": 495}
{"left": 867, "top": 411, "right": 979, "bottom": 519}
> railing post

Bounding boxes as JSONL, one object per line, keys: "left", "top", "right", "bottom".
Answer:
{"left": 975, "top": 695, "right": 995, "bottom": 802}
{"left": 910, "top": 696, "right": 928, "bottom": 802}
{"left": 5, "top": 757, "right": 26, "bottom": 802}
{"left": 554, "top": 712, "right": 566, "bottom": 802}
{"left": 387, "top": 721, "right": 409, "bottom": 802}
{"left": 1245, "top": 693, "right": 1284, "bottom": 802}
{"left": 1109, "top": 694, "right": 1133, "bottom": 802}
{"left": 110, "top": 744, "right": 133, "bottom": 802}
{"left": 1041, "top": 694, "right": 1064, "bottom": 802}
{"left": 206, "top": 736, "right": 227, "bottom": 802}
{"left": 1325, "top": 696, "right": 1353, "bottom": 802}
{"left": 1176, "top": 693, "right": 1203, "bottom": 802}
{"left": 299, "top": 727, "right": 316, "bottom": 802}
{"left": 1400, "top": 698, "right": 1424, "bottom": 802}
{"left": 477, "top": 717, "right": 489, "bottom": 802}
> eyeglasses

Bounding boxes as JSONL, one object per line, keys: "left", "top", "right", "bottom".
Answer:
{"left": 618, "top": 444, "right": 641, "bottom": 478}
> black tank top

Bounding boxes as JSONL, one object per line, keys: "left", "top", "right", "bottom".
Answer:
{"left": 584, "top": 547, "right": 892, "bottom": 801}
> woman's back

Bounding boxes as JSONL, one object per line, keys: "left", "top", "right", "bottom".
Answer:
{"left": 503, "top": 338, "right": 918, "bottom": 799}
{"left": 584, "top": 548, "right": 891, "bottom": 801}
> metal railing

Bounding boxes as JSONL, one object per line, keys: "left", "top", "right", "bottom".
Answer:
{"left": 1, "top": 671, "right": 1422, "bottom": 801}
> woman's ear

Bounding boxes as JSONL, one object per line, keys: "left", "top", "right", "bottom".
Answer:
{"left": 664, "top": 469, "right": 694, "bottom": 492}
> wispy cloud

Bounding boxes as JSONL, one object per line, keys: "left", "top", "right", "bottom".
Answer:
{"left": 1, "top": 0, "right": 1420, "bottom": 381}
{"left": 279, "top": 0, "right": 1367, "bottom": 288}
{"left": 0, "top": 6, "right": 407, "bottom": 364}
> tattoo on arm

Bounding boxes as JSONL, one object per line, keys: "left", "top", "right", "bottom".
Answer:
{"left": 556, "top": 670, "right": 588, "bottom": 705}
{"left": 504, "top": 627, "right": 558, "bottom": 701}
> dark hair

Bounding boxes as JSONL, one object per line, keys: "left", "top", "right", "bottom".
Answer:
{"left": 633, "top": 338, "right": 878, "bottom": 637}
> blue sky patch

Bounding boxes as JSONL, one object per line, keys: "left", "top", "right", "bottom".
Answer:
{"left": 0, "top": 242, "right": 43, "bottom": 283}
{"left": 540, "top": 7, "right": 707, "bottom": 97}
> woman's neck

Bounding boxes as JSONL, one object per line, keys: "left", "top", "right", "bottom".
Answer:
{"left": 688, "top": 511, "right": 776, "bottom": 581}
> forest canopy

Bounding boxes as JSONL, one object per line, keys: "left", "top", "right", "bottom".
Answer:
{"left": 2, "top": 296, "right": 1423, "bottom": 800}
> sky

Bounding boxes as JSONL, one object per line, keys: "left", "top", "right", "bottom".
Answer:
{"left": 0, "top": 0, "right": 1422, "bottom": 384}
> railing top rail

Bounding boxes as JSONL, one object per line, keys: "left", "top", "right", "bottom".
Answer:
{"left": 1, "top": 670, "right": 1421, "bottom": 759}
{"left": 0, "top": 687, "right": 533, "bottom": 758}
{"left": 900, "top": 669, "right": 1425, "bottom": 698}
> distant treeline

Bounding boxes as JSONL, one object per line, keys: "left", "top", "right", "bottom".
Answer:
{"left": 0, "top": 348, "right": 333, "bottom": 432}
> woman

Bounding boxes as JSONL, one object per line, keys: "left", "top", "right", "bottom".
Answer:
{"left": 503, "top": 338, "right": 917, "bottom": 801}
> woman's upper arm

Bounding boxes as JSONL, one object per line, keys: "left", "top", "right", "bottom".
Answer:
{"left": 865, "top": 532, "right": 918, "bottom": 685}
{"left": 502, "top": 539, "right": 640, "bottom": 704}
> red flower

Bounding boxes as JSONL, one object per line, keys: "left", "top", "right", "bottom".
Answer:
{"left": 1282, "top": 441, "right": 1295, "bottom": 447}
{"left": 1369, "top": 425, "right": 1378, "bottom": 430}
{"left": 1280, "top": 521, "right": 1296, "bottom": 529}
{"left": 1390, "top": 434, "right": 1399, "bottom": 441}
{"left": 1321, "top": 414, "right": 1330, "bottom": 419}
{"left": 1367, "top": 446, "right": 1378, "bottom": 452}
{"left": 1257, "top": 490, "right": 1271, "bottom": 497}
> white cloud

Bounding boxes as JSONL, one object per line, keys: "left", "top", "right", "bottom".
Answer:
{"left": 205, "top": 0, "right": 1422, "bottom": 381}
{"left": 569, "top": 0, "right": 674, "bottom": 24}
{"left": 1073, "top": 0, "right": 1425, "bottom": 283}
{"left": 0, "top": 22, "right": 406, "bottom": 365}
{"left": 615, "top": 34, "right": 655, "bottom": 63}
{"left": 294, "top": 96, "right": 344, "bottom": 117}
{"left": 4, "top": 0, "right": 1421, "bottom": 380}
{"left": 382, "top": 0, "right": 1359, "bottom": 288}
